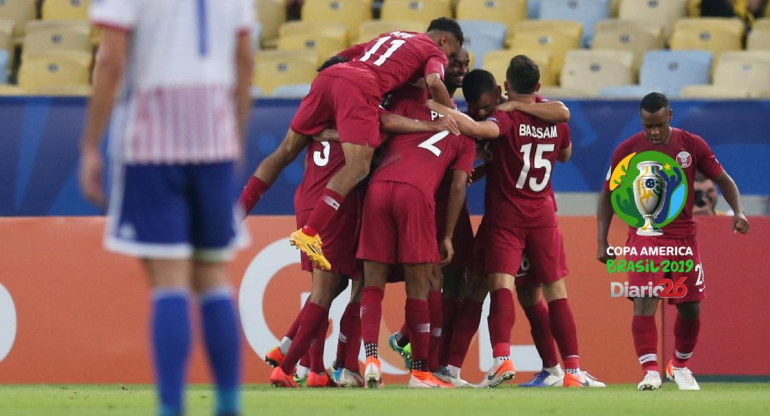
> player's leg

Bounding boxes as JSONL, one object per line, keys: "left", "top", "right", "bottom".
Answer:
{"left": 445, "top": 272, "right": 486, "bottom": 383}
{"left": 633, "top": 297, "right": 662, "bottom": 390}
{"left": 666, "top": 301, "right": 702, "bottom": 390}
{"left": 516, "top": 283, "right": 563, "bottom": 387}
{"left": 427, "top": 265, "right": 444, "bottom": 373}
{"left": 540, "top": 278, "right": 585, "bottom": 387}
{"left": 438, "top": 264, "right": 464, "bottom": 369}
{"left": 361, "top": 261, "right": 388, "bottom": 388}
{"left": 478, "top": 272, "right": 518, "bottom": 388}
{"left": 335, "top": 278, "right": 365, "bottom": 387}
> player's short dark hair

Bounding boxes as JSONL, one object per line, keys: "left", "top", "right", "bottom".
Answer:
{"left": 462, "top": 69, "right": 497, "bottom": 103}
{"left": 317, "top": 55, "right": 348, "bottom": 72}
{"left": 506, "top": 55, "right": 540, "bottom": 94}
{"left": 640, "top": 92, "right": 670, "bottom": 113}
{"left": 427, "top": 17, "right": 464, "bottom": 45}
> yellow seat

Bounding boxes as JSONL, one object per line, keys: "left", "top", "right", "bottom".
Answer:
{"left": 0, "top": 84, "right": 24, "bottom": 95}
{"left": 23, "top": 22, "right": 92, "bottom": 55}
{"left": 618, "top": 0, "right": 687, "bottom": 40}
{"left": 280, "top": 21, "right": 348, "bottom": 45}
{"left": 678, "top": 84, "right": 749, "bottom": 98}
{"left": 610, "top": 0, "right": 621, "bottom": 16}
{"left": 592, "top": 19, "right": 664, "bottom": 74}
{"left": 42, "top": 0, "right": 91, "bottom": 21}
{"left": 381, "top": 0, "right": 453, "bottom": 26}
{"left": 31, "top": 83, "right": 92, "bottom": 96}
{"left": 753, "top": 18, "right": 770, "bottom": 31}
{"left": 713, "top": 59, "right": 770, "bottom": 91}
{"left": 18, "top": 50, "right": 92, "bottom": 92}
{"left": 536, "top": 85, "right": 591, "bottom": 98}
{"left": 257, "top": 0, "right": 286, "bottom": 48}
{"left": 670, "top": 18, "right": 744, "bottom": 59}
{"left": 278, "top": 33, "right": 347, "bottom": 65}
{"left": 482, "top": 49, "right": 555, "bottom": 87}
{"left": 301, "top": 0, "right": 372, "bottom": 41}
{"left": 560, "top": 50, "right": 634, "bottom": 95}
{"left": 254, "top": 50, "right": 319, "bottom": 96}
{"left": 507, "top": 20, "right": 582, "bottom": 79}
{"left": 455, "top": 0, "right": 526, "bottom": 34}
{"left": 718, "top": 50, "right": 770, "bottom": 65}
{"left": 356, "top": 19, "right": 427, "bottom": 43}
{"left": 748, "top": 30, "right": 770, "bottom": 50}
{"left": 0, "top": 0, "right": 36, "bottom": 37}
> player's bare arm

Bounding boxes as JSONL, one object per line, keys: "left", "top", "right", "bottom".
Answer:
{"left": 254, "top": 132, "right": 312, "bottom": 185}
{"left": 235, "top": 31, "right": 254, "bottom": 147}
{"left": 713, "top": 171, "right": 750, "bottom": 234}
{"left": 425, "top": 72, "right": 454, "bottom": 108}
{"left": 558, "top": 143, "right": 573, "bottom": 163}
{"left": 441, "top": 169, "right": 469, "bottom": 266}
{"left": 79, "top": 27, "right": 129, "bottom": 206}
{"left": 380, "top": 112, "right": 460, "bottom": 136}
{"left": 496, "top": 100, "right": 571, "bottom": 124}
{"left": 596, "top": 188, "right": 616, "bottom": 264}
{"left": 425, "top": 100, "right": 500, "bottom": 139}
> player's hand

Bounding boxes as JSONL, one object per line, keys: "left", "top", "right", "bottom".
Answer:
{"left": 596, "top": 240, "right": 615, "bottom": 264}
{"left": 733, "top": 212, "right": 750, "bottom": 234}
{"left": 439, "top": 237, "right": 454, "bottom": 266}
{"left": 432, "top": 116, "right": 460, "bottom": 136}
{"left": 79, "top": 145, "right": 105, "bottom": 207}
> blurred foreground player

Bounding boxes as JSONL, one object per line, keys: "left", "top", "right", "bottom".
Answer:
{"left": 79, "top": 0, "right": 254, "bottom": 415}
{"left": 597, "top": 93, "right": 749, "bottom": 391}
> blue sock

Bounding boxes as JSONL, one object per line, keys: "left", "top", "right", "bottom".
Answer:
{"left": 200, "top": 287, "right": 241, "bottom": 416}
{"left": 152, "top": 289, "right": 191, "bottom": 416}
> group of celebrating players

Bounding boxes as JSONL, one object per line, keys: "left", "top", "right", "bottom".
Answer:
{"left": 238, "top": 13, "right": 751, "bottom": 390}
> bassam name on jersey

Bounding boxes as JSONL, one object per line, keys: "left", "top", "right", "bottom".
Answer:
{"left": 519, "top": 124, "right": 558, "bottom": 139}
{"left": 605, "top": 246, "right": 694, "bottom": 257}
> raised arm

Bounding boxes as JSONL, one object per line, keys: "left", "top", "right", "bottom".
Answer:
{"left": 596, "top": 188, "right": 616, "bottom": 264}
{"left": 496, "top": 100, "right": 571, "bottom": 124}
{"left": 426, "top": 100, "right": 500, "bottom": 139}
{"left": 714, "top": 171, "right": 750, "bottom": 234}
{"left": 425, "top": 73, "right": 454, "bottom": 108}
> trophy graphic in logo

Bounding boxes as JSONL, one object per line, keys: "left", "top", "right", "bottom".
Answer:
{"left": 633, "top": 162, "right": 667, "bottom": 236}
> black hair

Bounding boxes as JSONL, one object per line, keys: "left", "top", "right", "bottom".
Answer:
{"left": 462, "top": 69, "right": 497, "bottom": 103}
{"left": 427, "top": 17, "right": 464, "bottom": 45}
{"left": 640, "top": 92, "right": 670, "bottom": 113}
{"left": 506, "top": 55, "right": 539, "bottom": 94}
{"left": 317, "top": 55, "right": 348, "bottom": 72}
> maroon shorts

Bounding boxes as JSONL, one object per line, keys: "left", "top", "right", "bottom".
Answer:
{"left": 473, "top": 220, "right": 569, "bottom": 284}
{"left": 357, "top": 181, "right": 438, "bottom": 265}
{"left": 296, "top": 209, "right": 361, "bottom": 280}
{"left": 289, "top": 67, "right": 382, "bottom": 148}
{"left": 626, "top": 234, "right": 705, "bottom": 304}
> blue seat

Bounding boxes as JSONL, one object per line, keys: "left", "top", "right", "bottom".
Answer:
{"left": 0, "top": 49, "right": 9, "bottom": 84}
{"left": 539, "top": 0, "right": 611, "bottom": 47}
{"left": 639, "top": 50, "right": 713, "bottom": 97}
{"left": 458, "top": 20, "right": 507, "bottom": 69}
{"left": 528, "top": 0, "right": 542, "bottom": 18}
{"left": 597, "top": 84, "right": 665, "bottom": 98}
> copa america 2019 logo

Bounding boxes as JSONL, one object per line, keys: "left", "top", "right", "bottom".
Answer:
{"left": 608, "top": 151, "right": 688, "bottom": 235}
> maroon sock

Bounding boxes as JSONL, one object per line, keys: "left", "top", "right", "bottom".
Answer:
{"left": 336, "top": 302, "right": 355, "bottom": 367}
{"left": 280, "top": 302, "right": 328, "bottom": 374}
{"left": 488, "top": 288, "right": 515, "bottom": 358}
{"left": 438, "top": 298, "right": 461, "bottom": 367}
{"left": 344, "top": 302, "right": 362, "bottom": 372}
{"left": 406, "top": 297, "right": 431, "bottom": 371}
{"left": 448, "top": 299, "right": 483, "bottom": 368}
{"left": 523, "top": 300, "right": 559, "bottom": 369}
{"left": 548, "top": 298, "right": 579, "bottom": 370}
{"left": 427, "top": 291, "right": 443, "bottom": 372}
{"left": 286, "top": 298, "right": 309, "bottom": 340}
{"left": 305, "top": 188, "right": 345, "bottom": 236}
{"left": 309, "top": 319, "right": 329, "bottom": 373}
{"left": 632, "top": 315, "right": 659, "bottom": 373}
{"left": 361, "top": 287, "right": 384, "bottom": 357}
{"left": 238, "top": 176, "right": 269, "bottom": 214}
{"left": 672, "top": 315, "right": 700, "bottom": 367}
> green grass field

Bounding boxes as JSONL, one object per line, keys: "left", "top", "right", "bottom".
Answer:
{"left": 1, "top": 383, "right": 768, "bottom": 416}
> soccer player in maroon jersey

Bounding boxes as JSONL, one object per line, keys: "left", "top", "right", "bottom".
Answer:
{"left": 596, "top": 92, "right": 750, "bottom": 391}
{"left": 285, "top": 18, "right": 464, "bottom": 272}
{"left": 357, "top": 85, "right": 476, "bottom": 388}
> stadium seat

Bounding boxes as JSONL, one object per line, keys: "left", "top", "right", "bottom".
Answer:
{"left": 753, "top": 18, "right": 770, "bottom": 32}
{"left": 257, "top": 0, "right": 286, "bottom": 48}
{"left": 670, "top": 18, "right": 744, "bottom": 60}
{"left": 31, "top": 83, "right": 92, "bottom": 95}
{"left": 381, "top": 0, "right": 453, "bottom": 26}
{"left": 560, "top": 50, "right": 634, "bottom": 95}
{"left": 356, "top": 20, "right": 427, "bottom": 44}
{"left": 713, "top": 58, "right": 770, "bottom": 93}
{"left": 537, "top": 85, "right": 590, "bottom": 98}
{"left": 271, "top": 83, "right": 313, "bottom": 98}
{"left": 279, "top": 21, "right": 348, "bottom": 46}
{"left": 0, "top": 0, "right": 36, "bottom": 37}
{"left": 455, "top": 0, "right": 527, "bottom": 35}
{"left": 254, "top": 50, "right": 319, "bottom": 96}
{"left": 483, "top": 49, "right": 556, "bottom": 86}
{"left": 458, "top": 20, "right": 506, "bottom": 69}
{"left": 527, "top": 0, "right": 542, "bottom": 18}
{"left": 301, "top": 0, "right": 372, "bottom": 41}
{"left": 718, "top": 50, "right": 770, "bottom": 66}
{"left": 0, "top": 83, "right": 23, "bottom": 94}
{"left": 508, "top": 20, "right": 583, "bottom": 79}
{"left": 597, "top": 84, "right": 664, "bottom": 97}
{"left": 42, "top": 0, "right": 91, "bottom": 21}
{"left": 747, "top": 19, "right": 770, "bottom": 50}
{"left": 18, "top": 50, "right": 92, "bottom": 92}
{"left": 639, "top": 50, "right": 712, "bottom": 96}
{"left": 592, "top": 19, "right": 664, "bottom": 73}
{"left": 278, "top": 33, "right": 347, "bottom": 65}
{"left": 610, "top": 0, "right": 621, "bottom": 16}
{"left": 678, "top": 84, "right": 749, "bottom": 98}
{"left": 0, "top": 49, "right": 8, "bottom": 83}
{"left": 618, "top": 0, "right": 687, "bottom": 39}
{"left": 23, "top": 23, "right": 92, "bottom": 56}
{"left": 539, "top": 0, "right": 611, "bottom": 47}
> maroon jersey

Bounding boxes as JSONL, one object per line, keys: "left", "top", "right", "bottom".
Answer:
{"left": 484, "top": 110, "right": 571, "bottom": 229}
{"left": 604, "top": 128, "right": 724, "bottom": 238}
{"left": 337, "top": 31, "right": 448, "bottom": 97}
{"left": 371, "top": 94, "right": 476, "bottom": 202}
{"left": 294, "top": 140, "right": 359, "bottom": 215}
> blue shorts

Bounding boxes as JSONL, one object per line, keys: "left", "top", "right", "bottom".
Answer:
{"left": 105, "top": 162, "right": 249, "bottom": 261}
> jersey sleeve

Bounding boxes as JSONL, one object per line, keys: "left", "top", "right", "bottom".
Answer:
{"left": 558, "top": 123, "right": 571, "bottom": 149}
{"left": 90, "top": 0, "right": 140, "bottom": 31}
{"left": 487, "top": 110, "right": 512, "bottom": 138}
{"left": 338, "top": 42, "right": 367, "bottom": 61}
{"left": 691, "top": 133, "right": 724, "bottom": 180}
{"left": 424, "top": 48, "right": 448, "bottom": 81}
{"left": 452, "top": 137, "right": 477, "bottom": 175}
{"left": 236, "top": 0, "right": 256, "bottom": 33}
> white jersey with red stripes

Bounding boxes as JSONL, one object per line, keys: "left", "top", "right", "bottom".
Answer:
{"left": 90, "top": 0, "right": 254, "bottom": 164}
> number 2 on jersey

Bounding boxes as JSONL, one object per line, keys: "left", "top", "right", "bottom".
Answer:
{"left": 418, "top": 131, "right": 450, "bottom": 157}
{"left": 360, "top": 36, "right": 407, "bottom": 66}
{"left": 517, "top": 143, "right": 555, "bottom": 192}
